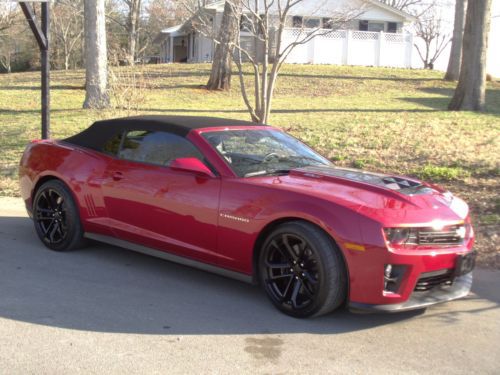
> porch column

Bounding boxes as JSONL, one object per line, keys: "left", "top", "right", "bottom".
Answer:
{"left": 169, "top": 35, "right": 174, "bottom": 63}
{"left": 189, "top": 33, "right": 193, "bottom": 61}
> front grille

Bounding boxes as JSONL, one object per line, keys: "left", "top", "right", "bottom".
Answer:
{"left": 417, "top": 225, "right": 465, "bottom": 246}
{"left": 414, "top": 270, "right": 454, "bottom": 292}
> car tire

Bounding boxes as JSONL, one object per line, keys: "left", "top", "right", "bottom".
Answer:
{"left": 258, "top": 221, "right": 347, "bottom": 318}
{"left": 32, "top": 179, "right": 86, "bottom": 251}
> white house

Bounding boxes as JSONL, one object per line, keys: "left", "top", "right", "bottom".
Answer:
{"left": 487, "top": 1, "right": 500, "bottom": 78}
{"left": 156, "top": 0, "right": 416, "bottom": 68}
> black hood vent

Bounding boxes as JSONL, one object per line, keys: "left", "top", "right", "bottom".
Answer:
{"left": 298, "top": 166, "right": 435, "bottom": 196}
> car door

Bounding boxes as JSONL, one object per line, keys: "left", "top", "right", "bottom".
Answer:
{"left": 101, "top": 130, "right": 222, "bottom": 266}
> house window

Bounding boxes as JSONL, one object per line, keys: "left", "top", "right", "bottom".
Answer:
{"left": 322, "top": 18, "right": 334, "bottom": 29}
{"left": 304, "top": 18, "right": 321, "bottom": 29}
{"left": 368, "top": 22, "right": 385, "bottom": 32}
{"left": 359, "top": 20, "right": 369, "bottom": 31}
{"left": 292, "top": 16, "right": 303, "bottom": 28}
{"left": 388, "top": 22, "right": 398, "bottom": 33}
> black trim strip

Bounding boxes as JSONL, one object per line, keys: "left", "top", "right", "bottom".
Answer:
{"left": 349, "top": 273, "right": 472, "bottom": 313}
{"left": 84, "top": 232, "right": 253, "bottom": 284}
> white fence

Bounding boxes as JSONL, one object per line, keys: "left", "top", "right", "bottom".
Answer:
{"left": 282, "top": 29, "right": 413, "bottom": 68}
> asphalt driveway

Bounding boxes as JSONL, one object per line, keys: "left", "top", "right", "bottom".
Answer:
{"left": 0, "top": 197, "right": 499, "bottom": 374}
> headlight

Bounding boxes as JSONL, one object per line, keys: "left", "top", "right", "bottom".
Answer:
{"left": 383, "top": 228, "right": 416, "bottom": 245}
{"left": 384, "top": 224, "right": 470, "bottom": 247}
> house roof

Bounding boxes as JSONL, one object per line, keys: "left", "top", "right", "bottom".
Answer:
{"left": 157, "top": 0, "right": 416, "bottom": 40}
{"left": 204, "top": 1, "right": 225, "bottom": 10}
{"left": 365, "top": 0, "right": 417, "bottom": 22}
{"left": 64, "top": 116, "right": 263, "bottom": 151}
{"left": 205, "top": 0, "right": 415, "bottom": 22}
{"left": 159, "top": 25, "right": 184, "bottom": 36}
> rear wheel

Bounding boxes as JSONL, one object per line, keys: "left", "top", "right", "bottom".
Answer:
{"left": 33, "top": 180, "right": 86, "bottom": 251}
{"left": 258, "top": 221, "right": 347, "bottom": 318}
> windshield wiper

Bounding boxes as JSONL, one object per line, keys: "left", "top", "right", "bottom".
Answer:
{"left": 285, "top": 155, "right": 328, "bottom": 166}
{"left": 244, "top": 169, "right": 292, "bottom": 178}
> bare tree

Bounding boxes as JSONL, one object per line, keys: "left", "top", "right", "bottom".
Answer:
{"left": 0, "top": 2, "right": 16, "bottom": 32}
{"left": 206, "top": 1, "right": 241, "bottom": 91}
{"left": 449, "top": 0, "right": 492, "bottom": 111}
{"left": 145, "top": 0, "right": 179, "bottom": 49}
{"left": 0, "top": 3, "right": 19, "bottom": 73}
{"left": 104, "top": 0, "right": 142, "bottom": 65}
{"left": 0, "top": 32, "right": 15, "bottom": 73}
{"left": 413, "top": 5, "right": 451, "bottom": 69}
{"left": 239, "top": 1, "right": 360, "bottom": 123}
{"left": 381, "top": 0, "right": 447, "bottom": 71}
{"left": 193, "top": 1, "right": 359, "bottom": 123}
{"left": 83, "top": 0, "right": 110, "bottom": 109}
{"left": 52, "top": 0, "right": 84, "bottom": 70}
{"left": 123, "top": 0, "right": 142, "bottom": 65}
{"left": 379, "top": 0, "right": 423, "bottom": 12}
{"left": 129, "top": 0, "right": 191, "bottom": 60}
{"left": 379, "top": 0, "right": 435, "bottom": 18}
{"left": 103, "top": 0, "right": 126, "bottom": 65}
{"left": 444, "top": 0, "right": 467, "bottom": 81}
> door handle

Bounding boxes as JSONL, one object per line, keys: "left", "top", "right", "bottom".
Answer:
{"left": 112, "top": 171, "right": 124, "bottom": 181}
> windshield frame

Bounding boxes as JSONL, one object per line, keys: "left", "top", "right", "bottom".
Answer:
{"left": 196, "top": 126, "right": 332, "bottom": 178}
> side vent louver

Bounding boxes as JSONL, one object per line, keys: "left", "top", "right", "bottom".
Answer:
{"left": 84, "top": 194, "right": 97, "bottom": 217}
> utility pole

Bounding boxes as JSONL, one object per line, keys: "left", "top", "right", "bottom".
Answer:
{"left": 19, "top": 1, "right": 50, "bottom": 139}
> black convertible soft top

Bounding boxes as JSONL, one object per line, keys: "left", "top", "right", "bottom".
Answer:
{"left": 63, "top": 115, "right": 263, "bottom": 151}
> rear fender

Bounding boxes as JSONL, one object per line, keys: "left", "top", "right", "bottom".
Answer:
{"left": 19, "top": 141, "right": 110, "bottom": 229}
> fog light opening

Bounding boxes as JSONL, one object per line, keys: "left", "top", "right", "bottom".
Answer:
{"left": 384, "top": 264, "right": 393, "bottom": 279}
{"left": 384, "top": 264, "right": 405, "bottom": 294}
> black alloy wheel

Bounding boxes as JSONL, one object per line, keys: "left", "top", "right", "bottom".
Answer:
{"left": 35, "top": 188, "right": 67, "bottom": 245}
{"left": 33, "top": 180, "right": 86, "bottom": 251}
{"left": 259, "top": 221, "right": 347, "bottom": 318}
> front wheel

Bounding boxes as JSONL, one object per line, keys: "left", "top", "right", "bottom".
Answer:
{"left": 33, "top": 179, "right": 86, "bottom": 251}
{"left": 258, "top": 221, "right": 347, "bottom": 318}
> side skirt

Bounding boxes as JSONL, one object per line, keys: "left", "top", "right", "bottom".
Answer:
{"left": 84, "top": 232, "right": 253, "bottom": 284}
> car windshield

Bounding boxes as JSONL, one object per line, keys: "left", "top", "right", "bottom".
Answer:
{"left": 202, "top": 129, "right": 331, "bottom": 177}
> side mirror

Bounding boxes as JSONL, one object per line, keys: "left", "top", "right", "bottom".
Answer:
{"left": 170, "top": 157, "right": 216, "bottom": 178}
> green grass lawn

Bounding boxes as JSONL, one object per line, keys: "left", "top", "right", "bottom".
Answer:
{"left": 1, "top": 64, "right": 499, "bottom": 266}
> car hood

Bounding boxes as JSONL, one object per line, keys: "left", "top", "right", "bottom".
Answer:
{"left": 246, "top": 165, "right": 469, "bottom": 226}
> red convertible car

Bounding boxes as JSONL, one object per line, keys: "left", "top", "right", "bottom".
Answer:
{"left": 19, "top": 116, "right": 475, "bottom": 317}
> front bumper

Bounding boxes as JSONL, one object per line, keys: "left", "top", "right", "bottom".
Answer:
{"left": 349, "top": 272, "right": 472, "bottom": 313}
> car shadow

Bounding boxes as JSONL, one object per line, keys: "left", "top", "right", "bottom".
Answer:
{"left": 0, "top": 216, "right": 497, "bottom": 335}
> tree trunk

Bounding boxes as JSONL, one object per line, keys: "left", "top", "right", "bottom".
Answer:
{"left": 449, "top": 0, "right": 492, "bottom": 111}
{"left": 127, "top": 24, "right": 137, "bottom": 66}
{"left": 83, "top": 0, "right": 109, "bottom": 109}
{"left": 63, "top": 42, "right": 70, "bottom": 70}
{"left": 445, "top": 0, "right": 467, "bottom": 81}
{"left": 206, "top": 1, "right": 241, "bottom": 91}
{"left": 126, "top": 0, "right": 141, "bottom": 66}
